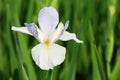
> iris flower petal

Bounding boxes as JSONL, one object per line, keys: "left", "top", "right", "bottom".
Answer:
{"left": 49, "top": 44, "right": 66, "bottom": 67}
{"left": 50, "top": 22, "right": 64, "bottom": 43}
{"left": 25, "top": 23, "right": 44, "bottom": 43}
{"left": 38, "top": 7, "right": 59, "bottom": 35}
{"left": 32, "top": 44, "right": 51, "bottom": 70}
{"left": 11, "top": 26, "right": 32, "bottom": 35}
{"left": 11, "top": 23, "right": 44, "bottom": 43}
{"left": 32, "top": 43, "right": 66, "bottom": 70}
{"left": 59, "top": 31, "right": 83, "bottom": 43}
{"left": 25, "top": 23, "right": 40, "bottom": 41}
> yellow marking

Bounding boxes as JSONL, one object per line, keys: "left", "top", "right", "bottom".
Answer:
{"left": 45, "top": 39, "right": 50, "bottom": 48}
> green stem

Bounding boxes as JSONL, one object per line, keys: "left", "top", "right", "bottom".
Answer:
{"left": 46, "top": 70, "right": 53, "bottom": 80}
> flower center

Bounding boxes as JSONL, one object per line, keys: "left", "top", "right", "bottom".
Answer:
{"left": 45, "top": 39, "right": 50, "bottom": 48}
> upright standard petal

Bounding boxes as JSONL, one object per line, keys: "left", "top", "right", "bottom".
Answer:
{"left": 11, "top": 26, "right": 32, "bottom": 35}
{"left": 38, "top": 7, "right": 59, "bottom": 35}
{"left": 59, "top": 31, "right": 83, "bottom": 43}
{"left": 31, "top": 43, "right": 66, "bottom": 70}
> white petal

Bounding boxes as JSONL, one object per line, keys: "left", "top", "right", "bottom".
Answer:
{"left": 50, "top": 22, "right": 64, "bottom": 43}
{"left": 64, "top": 21, "right": 69, "bottom": 30}
{"left": 59, "top": 31, "right": 83, "bottom": 43}
{"left": 31, "top": 43, "right": 66, "bottom": 70}
{"left": 38, "top": 7, "right": 59, "bottom": 35}
{"left": 11, "top": 24, "right": 45, "bottom": 43}
{"left": 50, "top": 44, "right": 66, "bottom": 67}
{"left": 11, "top": 26, "right": 32, "bottom": 35}
{"left": 32, "top": 44, "right": 50, "bottom": 70}
{"left": 25, "top": 23, "right": 45, "bottom": 43}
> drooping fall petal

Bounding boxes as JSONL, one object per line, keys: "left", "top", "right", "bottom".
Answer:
{"left": 49, "top": 44, "right": 66, "bottom": 67}
{"left": 31, "top": 43, "right": 66, "bottom": 70}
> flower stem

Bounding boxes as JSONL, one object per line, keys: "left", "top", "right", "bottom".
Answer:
{"left": 46, "top": 70, "right": 53, "bottom": 80}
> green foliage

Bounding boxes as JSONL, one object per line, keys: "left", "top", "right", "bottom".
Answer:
{"left": 0, "top": 0, "right": 120, "bottom": 80}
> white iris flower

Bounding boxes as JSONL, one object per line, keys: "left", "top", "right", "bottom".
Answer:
{"left": 11, "top": 7, "right": 83, "bottom": 70}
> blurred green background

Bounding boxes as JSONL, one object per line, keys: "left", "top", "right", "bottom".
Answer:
{"left": 0, "top": 0, "right": 120, "bottom": 80}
